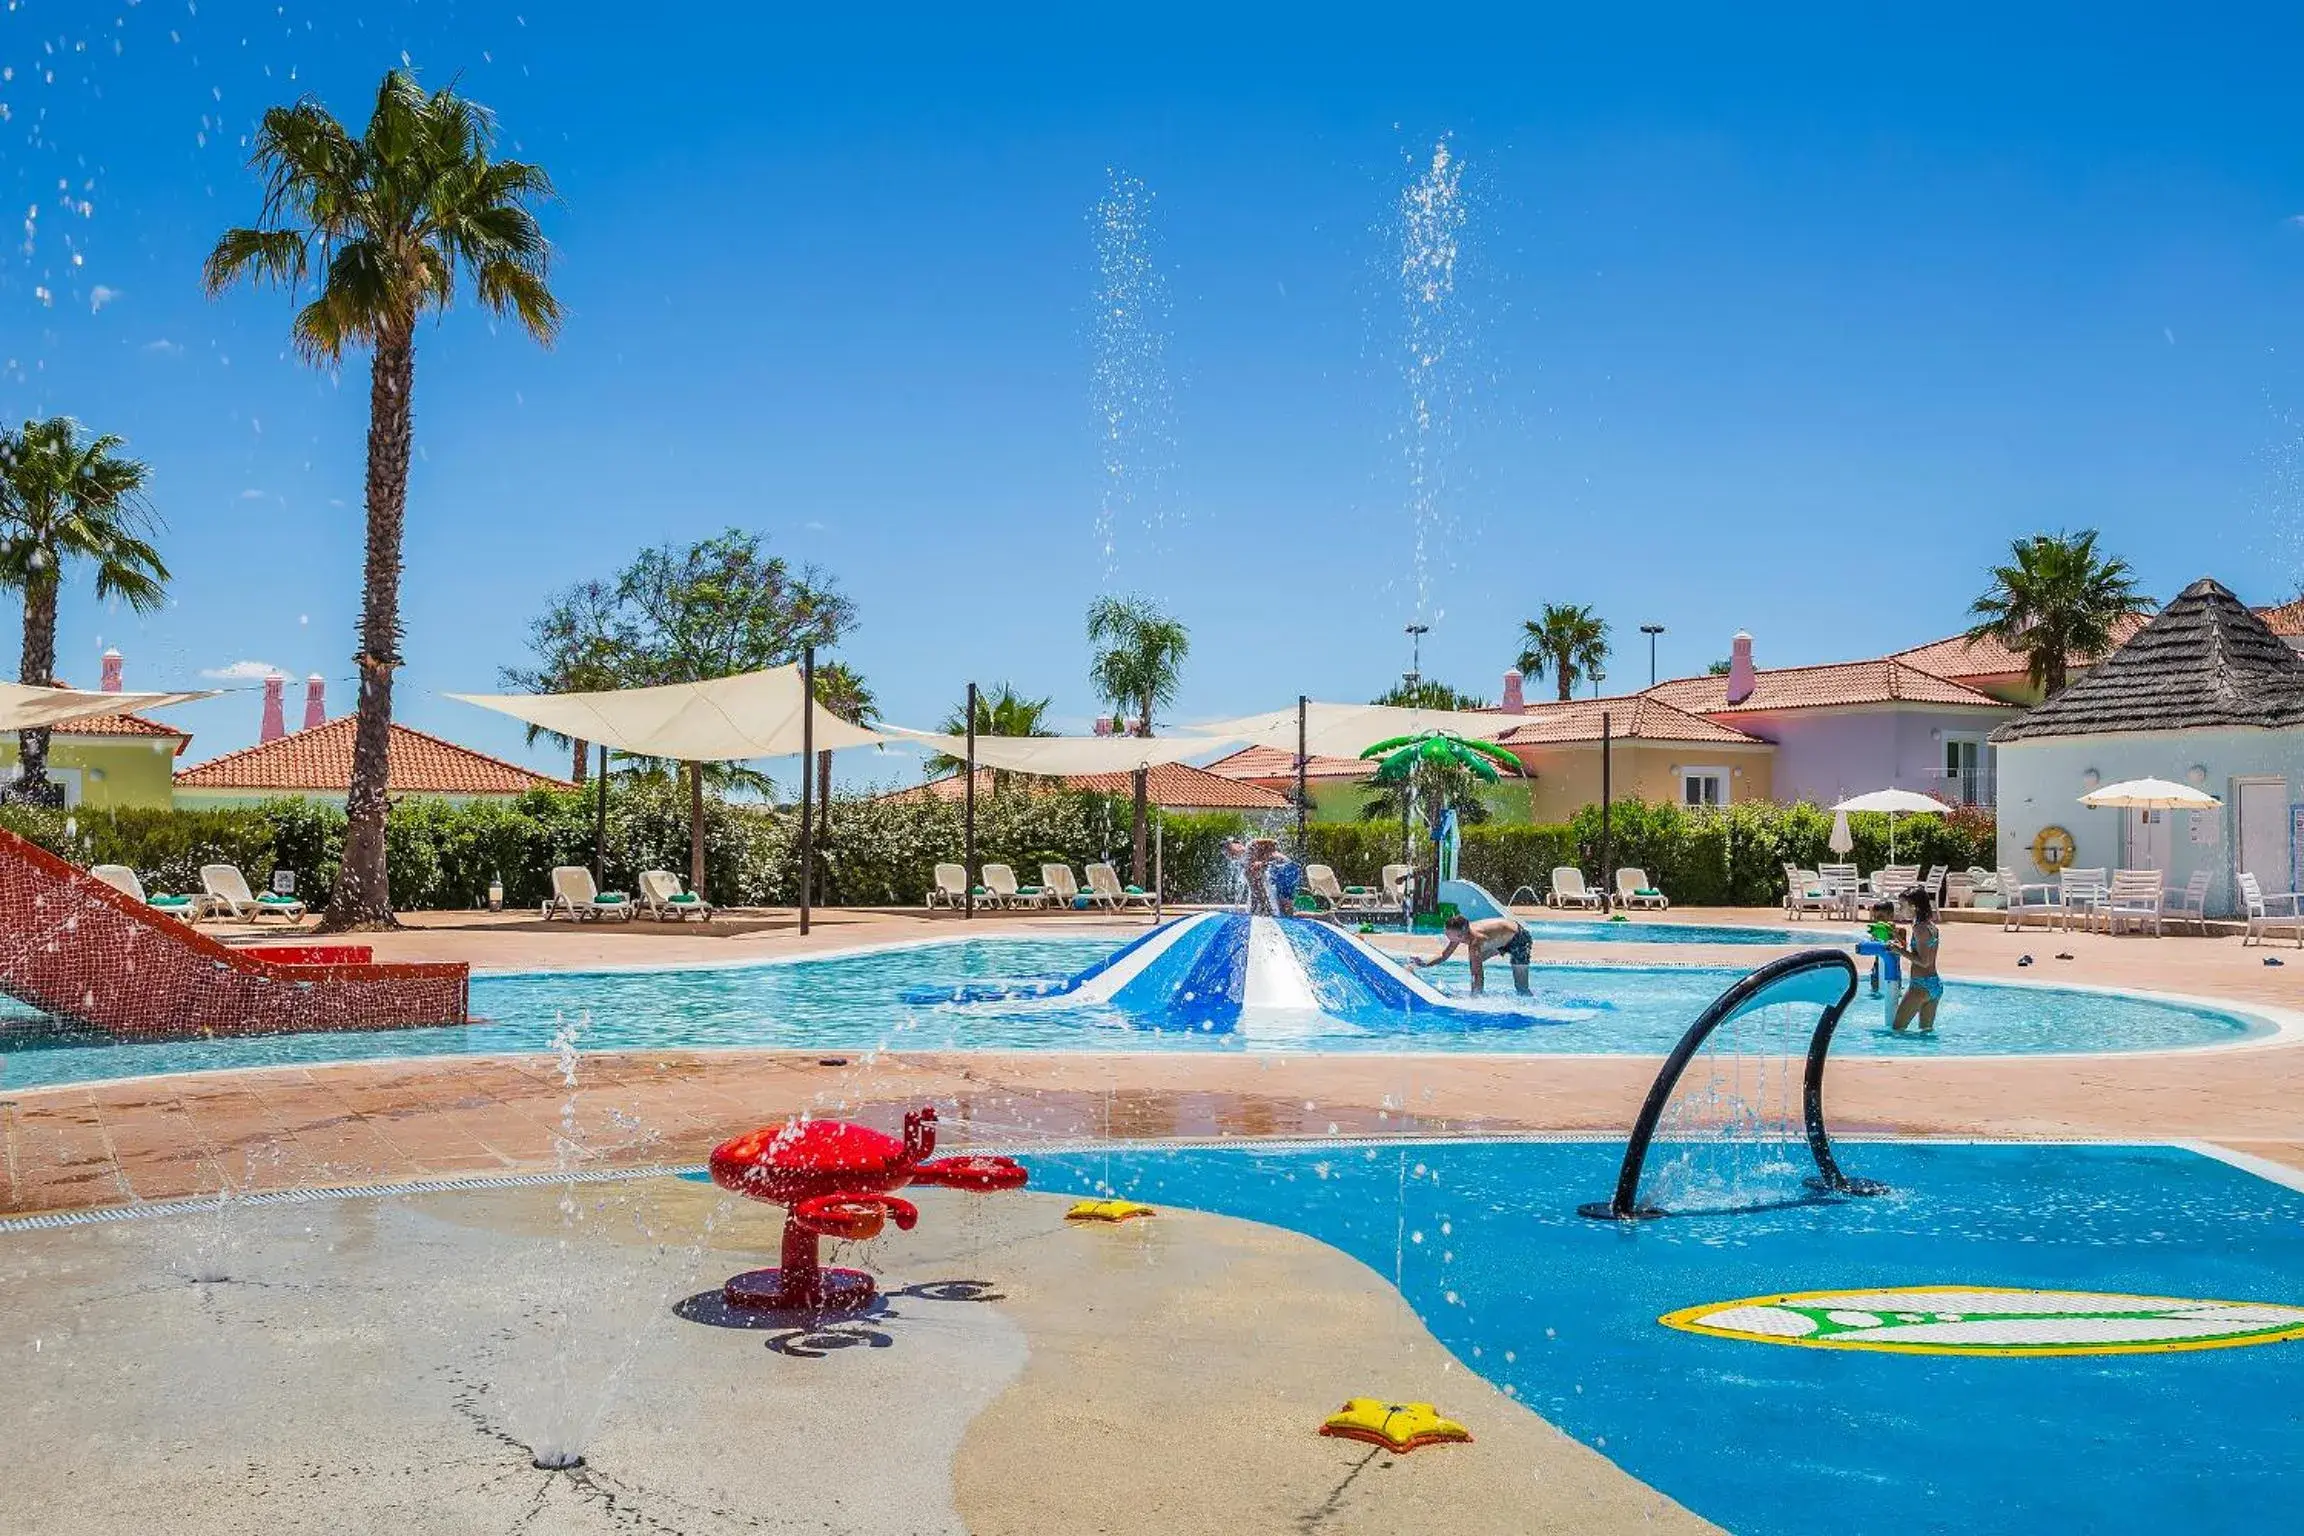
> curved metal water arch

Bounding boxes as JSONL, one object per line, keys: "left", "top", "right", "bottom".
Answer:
{"left": 1579, "top": 948, "right": 1888, "bottom": 1221}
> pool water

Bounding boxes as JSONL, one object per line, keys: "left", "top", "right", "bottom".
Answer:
{"left": 1021, "top": 1139, "right": 2304, "bottom": 1536}
{"left": 1370, "top": 918, "right": 1835, "bottom": 945}
{"left": 0, "top": 935, "right": 2269, "bottom": 1090}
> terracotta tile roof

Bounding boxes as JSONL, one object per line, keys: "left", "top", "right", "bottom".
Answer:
{"left": 174, "top": 717, "right": 572, "bottom": 794}
{"left": 1495, "top": 696, "right": 1767, "bottom": 747}
{"left": 2254, "top": 598, "right": 2304, "bottom": 637}
{"left": 881, "top": 762, "right": 1292, "bottom": 811}
{"left": 53, "top": 711, "right": 189, "bottom": 743}
{"left": 1994, "top": 578, "right": 2304, "bottom": 742}
{"left": 1892, "top": 614, "right": 2154, "bottom": 683}
{"left": 1201, "top": 744, "right": 1376, "bottom": 782}
{"left": 1649, "top": 658, "right": 2007, "bottom": 715}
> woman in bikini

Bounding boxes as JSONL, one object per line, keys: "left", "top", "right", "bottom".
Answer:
{"left": 1890, "top": 886, "right": 1943, "bottom": 1035}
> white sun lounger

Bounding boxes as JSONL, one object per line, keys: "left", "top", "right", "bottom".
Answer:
{"left": 982, "top": 863, "right": 1047, "bottom": 909}
{"left": 1041, "top": 864, "right": 1086, "bottom": 910}
{"left": 1087, "top": 861, "right": 1156, "bottom": 911}
{"left": 93, "top": 863, "right": 211, "bottom": 921}
{"left": 637, "top": 869, "right": 713, "bottom": 921}
{"left": 542, "top": 865, "right": 633, "bottom": 922}
{"left": 1548, "top": 867, "right": 1603, "bottom": 910}
{"left": 202, "top": 863, "right": 306, "bottom": 923}
{"left": 1615, "top": 868, "right": 1668, "bottom": 910}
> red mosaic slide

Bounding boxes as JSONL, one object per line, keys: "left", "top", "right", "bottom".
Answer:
{"left": 0, "top": 826, "right": 468, "bottom": 1040}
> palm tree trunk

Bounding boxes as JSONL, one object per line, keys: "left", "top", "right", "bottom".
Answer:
{"left": 688, "top": 761, "right": 706, "bottom": 896}
{"left": 1556, "top": 654, "right": 1572, "bottom": 702}
{"left": 326, "top": 321, "right": 417, "bottom": 931}
{"left": 1130, "top": 694, "right": 1152, "bottom": 887}
{"left": 571, "top": 738, "right": 589, "bottom": 784}
{"left": 10, "top": 572, "right": 60, "bottom": 805}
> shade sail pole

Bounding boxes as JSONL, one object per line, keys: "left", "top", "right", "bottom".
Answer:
{"left": 1600, "top": 711, "right": 1614, "bottom": 913}
{"left": 799, "top": 646, "right": 816, "bottom": 938}
{"left": 964, "top": 681, "right": 977, "bottom": 921}
{"left": 593, "top": 743, "right": 607, "bottom": 884}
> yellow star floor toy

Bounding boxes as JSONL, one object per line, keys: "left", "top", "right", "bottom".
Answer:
{"left": 1064, "top": 1198, "right": 1157, "bottom": 1222}
{"left": 1318, "top": 1398, "right": 1472, "bottom": 1453}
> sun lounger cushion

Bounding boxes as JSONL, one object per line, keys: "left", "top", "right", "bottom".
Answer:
{"left": 1636, "top": 886, "right": 1662, "bottom": 898}
{"left": 257, "top": 893, "right": 302, "bottom": 907}
{"left": 668, "top": 892, "right": 703, "bottom": 904}
{"left": 593, "top": 892, "right": 629, "bottom": 903}
{"left": 1126, "top": 884, "right": 1145, "bottom": 894}
{"left": 150, "top": 893, "right": 195, "bottom": 908}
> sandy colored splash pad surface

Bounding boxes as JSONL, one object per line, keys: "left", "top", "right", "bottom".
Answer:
{"left": 0, "top": 1178, "right": 1705, "bottom": 1536}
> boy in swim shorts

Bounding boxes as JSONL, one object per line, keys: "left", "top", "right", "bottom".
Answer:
{"left": 1865, "top": 900, "right": 1903, "bottom": 997}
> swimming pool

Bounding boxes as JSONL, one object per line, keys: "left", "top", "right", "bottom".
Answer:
{"left": 1383, "top": 918, "right": 1836, "bottom": 945}
{"left": 1021, "top": 1139, "right": 2304, "bottom": 1535}
{"left": 0, "top": 935, "right": 2271, "bottom": 1089}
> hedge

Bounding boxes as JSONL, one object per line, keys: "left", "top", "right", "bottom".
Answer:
{"left": 0, "top": 784, "right": 1257, "bottom": 911}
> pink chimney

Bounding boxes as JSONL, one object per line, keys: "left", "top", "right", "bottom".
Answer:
{"left": 1499, "top": 670, "right": 1526, "bottom": 714}
{"left": 99, "top": 649, "right": 123, "bottom": 692}
{"left": 1726, "top": 631, "right": 1756, "bottom": 706}
{"left": 260, "top": 672, "right": 287, "bottom": 743}
{"left": 303, "top": 673, "right": 326, "bottom": 730}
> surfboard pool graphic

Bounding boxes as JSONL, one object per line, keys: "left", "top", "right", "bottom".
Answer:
{"left": 1660, "top": 1285, "right": 2304, "bottom": 1357}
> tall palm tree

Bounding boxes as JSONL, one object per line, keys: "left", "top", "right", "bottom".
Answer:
{"left": 0, "top": 418, "right": 168, "bottom": 805}
{"left": 1087, "top": 596, "right": 1189, "bottom": 885}
{"left": 1516, "top": 604, "right": 1611, "bottom": 702}
{"left": 204, "top": 69, "right": 560, "bottom": 930}
{"left": 928, "top": 682, "right": 1054, "bottom": 791}
{"left": 1966, "top": 530, "right": 2153, "bottom": 697}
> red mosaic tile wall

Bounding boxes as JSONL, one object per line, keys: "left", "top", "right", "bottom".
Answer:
{"left": 0, "top": 828, "right": 468, "bottom": 1040}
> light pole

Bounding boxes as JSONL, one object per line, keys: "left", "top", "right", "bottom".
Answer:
{"left": 1640, "top": 624, "right": 1665, "bottom": 687}
{"left": 1404, "top": 622, "right": 1430, "bottom": 686}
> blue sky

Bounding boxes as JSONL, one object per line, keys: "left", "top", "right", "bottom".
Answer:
{"left": 9, "top": 2, "right": 2304, "bottom": 786}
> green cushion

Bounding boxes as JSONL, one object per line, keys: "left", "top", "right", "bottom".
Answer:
{"left": 594, "top": 892, "right": 628, "bottom": 903}
{"left": 1636, "top": 887, "right": 1662, "bottom": 898}
{"left": 668, "top": 891, "right": 702, "bottom": 904}
{"left": 972, "top": 886, "right": 990, "bottom": 896}
{"left": 1019, "top": 886, "right": 1044, "bottom": 895}
{"left": 149, "top": 894, "right": 193, "bottom": 908}
{"left": 257, "top": 893, "right": 301, "bottom": 905}
{"left": 1125, "top": 884, "right": 1145, "bottom": 894}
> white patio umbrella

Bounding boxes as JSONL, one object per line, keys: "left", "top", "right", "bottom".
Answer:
{"left": 2079, "top": 778, "right": 2222, "bottom": 871}
{"left": 1828, "top": 809, "right": 1854, "bottom": 858}
{"left": 1830, "top": 788, "right": 1954, "bottom": 864}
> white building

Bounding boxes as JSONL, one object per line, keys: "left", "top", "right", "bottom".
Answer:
{"left": 1992, "top": 578, "right": 2304, "bottom": 915}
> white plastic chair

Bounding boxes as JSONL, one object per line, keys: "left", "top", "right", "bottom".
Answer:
{"left": 2164, "top": 870, "right": 2211, "bottom": 934}
{"left": 2000, "top": 865, "right": 2060, "bottom": 931}
{"left": 2240, "top": 872, "right": 2304, "bottom": 947}
{"left": 2058, "top": 867, "right": 2109, "bottom": 933}
{"left": 2102, "top": 869, "right": 2164, "bottom": 936}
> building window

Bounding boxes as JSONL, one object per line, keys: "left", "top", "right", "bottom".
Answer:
{"left": 1682, "top": 767, "right": 1727, "bottom": 807}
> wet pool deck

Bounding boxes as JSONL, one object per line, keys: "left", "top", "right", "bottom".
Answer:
{"left": 5, "top": 904, "right": 2303, "bottom": 1216}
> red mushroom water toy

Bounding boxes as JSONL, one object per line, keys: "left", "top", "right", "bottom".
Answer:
{"left": 708, "top": 1106, "right": 1027, "bottom": 1312}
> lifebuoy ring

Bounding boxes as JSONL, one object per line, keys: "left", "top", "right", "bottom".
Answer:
{"left": 2032, "top": 825, "right": 2077, "bottom": 874}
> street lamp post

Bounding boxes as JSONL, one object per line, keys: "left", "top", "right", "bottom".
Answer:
{"left": 1404, "top": 622, "right": 1430, "bottom": 686}
{"left": 1640, "top": 624, "right": 1665, "bottom": 687}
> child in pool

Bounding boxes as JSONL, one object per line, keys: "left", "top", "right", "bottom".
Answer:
{"left": 1889, "top": 887, "right": 1943, "bottom": 1034}
{"left": 1866, "top": 900, "right": 1903, "bottom": 997}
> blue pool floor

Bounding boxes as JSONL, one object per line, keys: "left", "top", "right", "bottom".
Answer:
{"left": 1019, "top": 1139, "right": 2304, "bottom": 1536}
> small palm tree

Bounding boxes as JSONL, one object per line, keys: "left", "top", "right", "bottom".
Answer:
{"left": 205, "top": 69, "right": 560, "bottom": 930}
{"left": 1966, "top": 530, "right": 2153, "bottom": 697}
{"left": 811, "top": 660, "right": 878, "bottom": 810}
{"left": 500, "top": 579, "right": 626, "bottom": 783}
{"left": 1086, "top": 595, "right": 1190, "bottom": 885}
{"left": 928, "top": 682, "right": 1053, "bottom": 790}
{"left": 0, "top": 418, "right": 168, "bottom": 805}
{"left": 1517, "top": 604, "right": 1611, "bottom": 702}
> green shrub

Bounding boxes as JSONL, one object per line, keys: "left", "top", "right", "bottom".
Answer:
{"left": 1565, "top": 799, "right": 1996, "bottom": 906}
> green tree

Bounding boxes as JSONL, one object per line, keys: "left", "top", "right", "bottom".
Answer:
{"left": 1372, "top": 677, "right": 1486, "bottom": 710}
{"left": 0, "top": 417, "right": 168, "bottom": 805}
{"left": 928, "top": 682, "right": 1054, "bottom": 790}
{"left": 499, "top": 578, "right": 627, "bottom": 783}
{"left": 811, "top": 660, "right": 879, "bottom": 813}
{"left": 1516, "top": 604, "right": 1611, "bottom": 702}
{"left": 1086, "top": 595, "right": 1190, "bottom": 885}
{"left": 205, "top": 69, "right": 561, "bottom": 930}
{"left": 612, "top": 528, "right": 855, "bottom": 890}
{"left": 1965, "top": 529, "right": 2153, "bottom": 697}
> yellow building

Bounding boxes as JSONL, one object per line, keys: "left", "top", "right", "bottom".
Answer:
{"left": 1490, "top": 695, "right": 1774, "bottom": 819}
{"left": 0, "top": 710, "right": 190, "bottom": 809}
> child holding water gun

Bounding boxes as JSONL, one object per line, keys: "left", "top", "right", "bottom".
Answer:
{"left": 1865, "top": 900, "right": 1903, "bottom": 997}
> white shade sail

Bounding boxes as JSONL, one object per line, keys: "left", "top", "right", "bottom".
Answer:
{"left": 449, "top": 665, "right": 885, "bottom": 762}
{"left": 878, "top": 726, "right": 1240, "bottom": 776}
{"left": 0, "top": 681, "right": 216, "bottom": 731}
{"left": 1181, "top": 701, "right": 1520, "bottom": 759}
{"left": 1830, "top": 789, "right": 1955, "bottom": 815}
{"left": 2080, "top": 777, "right": 2222, "bottom": 810}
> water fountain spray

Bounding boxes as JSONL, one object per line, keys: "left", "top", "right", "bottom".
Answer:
{"left": 1398, "top": 138, "right": 1468, "bottom": 626}
{"left": 1089, "top": 170, "right": 1174, "bottom": 580}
